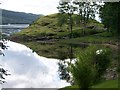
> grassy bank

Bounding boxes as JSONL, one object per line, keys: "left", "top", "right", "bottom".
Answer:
{"left": 60, "top": 80, "right": 118, "bottom": 90}
{"left": 59, "top": 32, "right": 118, "bottom": 45}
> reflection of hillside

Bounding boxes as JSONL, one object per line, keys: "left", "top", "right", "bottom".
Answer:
{"left": 21, "top": 42, "right": 88, "bottom": 59}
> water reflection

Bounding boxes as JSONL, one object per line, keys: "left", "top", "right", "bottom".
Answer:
{"left": 22, "top": 41, "right": 89, "bottom": 85}
{"left": 0, "top": 41, "right": 70, "bottom": 88}
{"left": 57, "top": 44, "right": 88, "bottom": 84}
{"left": 23, "top": 42, "right": 88, "bottom": 59}
{"left": 0, "top": 41, "right": 10, "bottom": 89}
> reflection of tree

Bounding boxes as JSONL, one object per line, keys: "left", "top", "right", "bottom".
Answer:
{"left": 0, "top": 41, "right": 10, "bottom": 84}
{"left": 0, "top": 68, "right": 10, "bottom": 84}
{"left": 58, "top": 45, "right": 74, "bottom": 84}
{"left": 57, "top": 51, "right": 67, "bottom": 60}
{"left": 58, "top": 61, "right": 70, "bottom": 82}
{"left": 68, "top": 45, "right": 74, "bottom": 64}
{"left": 58, "top": 44, "right": 89, "bottom": 84}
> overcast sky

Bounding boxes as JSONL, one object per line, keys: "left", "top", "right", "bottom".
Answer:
{"left": 0, "top": 0, "right": 60, "bottom": 15}
{"left": 0, "top": 0, "right": 101, "bottom": 21}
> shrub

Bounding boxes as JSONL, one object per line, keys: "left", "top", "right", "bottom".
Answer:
{"left": 94, "top": 48, "right": 111, "bottom": 83}
{"left": 71, "top": 46, "right": 111, "bottom": 89}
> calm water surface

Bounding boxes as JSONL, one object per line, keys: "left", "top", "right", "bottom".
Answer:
{"left": 0, "top": 41, "right": 70, "bottom": 88}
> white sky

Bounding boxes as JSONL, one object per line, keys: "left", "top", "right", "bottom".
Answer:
{"left": 0, "top": 0, "right": 101, "bottom": 21}
{"left": 0, "top": 0, "right": 60, "bottom": 15}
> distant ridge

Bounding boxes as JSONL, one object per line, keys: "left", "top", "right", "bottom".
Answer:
{"left": 1, "top": 9, "right": 43, "bottom": 24}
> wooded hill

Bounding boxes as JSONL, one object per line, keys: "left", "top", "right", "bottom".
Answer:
{"left": 1, "top": 9, "right": 43, "bottom": 24}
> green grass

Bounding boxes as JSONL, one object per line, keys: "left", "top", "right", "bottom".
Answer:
{"left": 93, "top": 80, "right": 118, "bottom": 88}
{"left": 59, "top": 32, "right": 118, "bottom": 45}
{"left": 60, "top": 80, "right": 119, "bottom": 90}
{"left": 10, "top": 13, "right": 106, "bottom": 42}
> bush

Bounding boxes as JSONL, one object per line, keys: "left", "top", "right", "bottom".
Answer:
{"left": 94, "top": 48, "right": 111, "bottom": 83}
{"left": 71, "top": 46, "right": 111, "bottom": 89}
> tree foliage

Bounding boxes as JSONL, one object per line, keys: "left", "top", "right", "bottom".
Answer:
{"left": 57, "top": 0, "right": 101, "bottom": 37}
{"left": 99, "top": 2, "right": 120, "bottom": 36}
{"left": 73, "top": 1, "right": 100, "bottom": 24}
{"left": 57, "top": 0, "right": 77, "bottom": 38}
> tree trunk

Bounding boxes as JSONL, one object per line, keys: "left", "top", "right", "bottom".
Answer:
{"left": 69, "top": 14, "right": 73, "bottom": 38}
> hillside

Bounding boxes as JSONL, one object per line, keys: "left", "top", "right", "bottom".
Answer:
{"left": 1, "top": 9, "right": 43, "bottom": 24}
{"left": 10, "top": 13, "right": 105, "bottom": 42}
